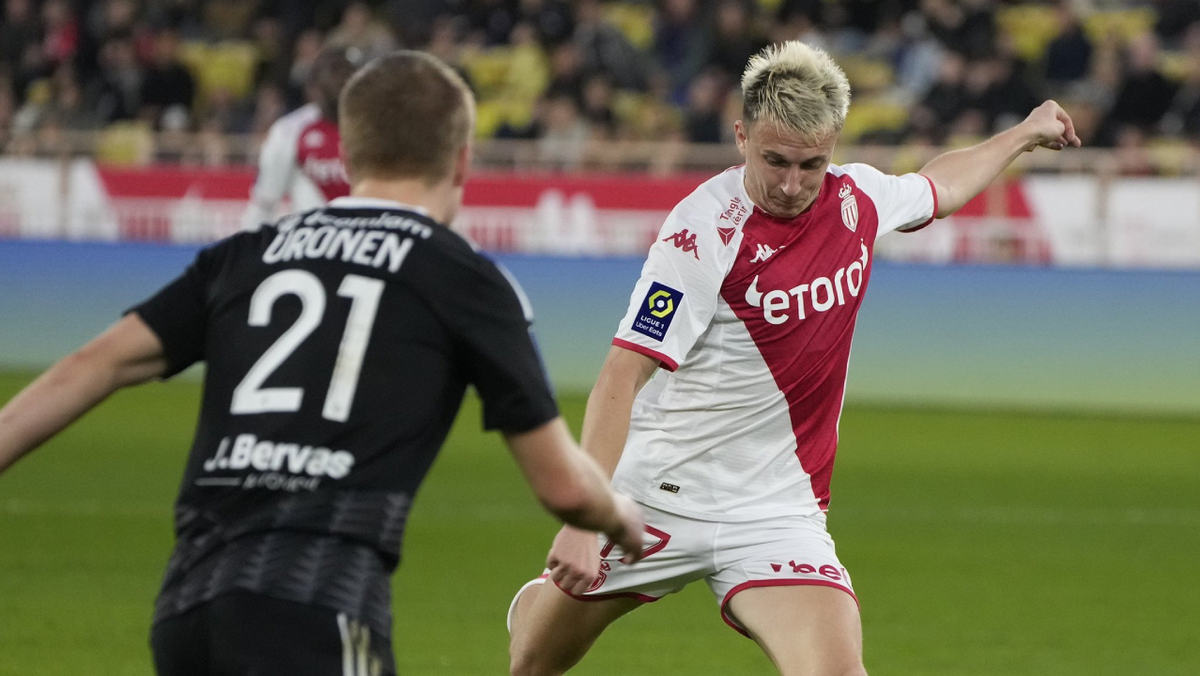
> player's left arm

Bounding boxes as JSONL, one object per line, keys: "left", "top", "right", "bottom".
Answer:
{"left": 0, "top": 314, "right": 167, "bottom": 475}
{"left": 920, "top": 100, "right": 1081, "bottom": 218}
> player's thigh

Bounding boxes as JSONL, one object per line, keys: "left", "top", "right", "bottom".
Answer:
{"left": 207, "top": 592, "right": 396, "bottom": 676}
{"left": 151, "top": 606, "right": 210, "bottom": 676}
{"left": 509, "top": 580, "right": 642, "bottom": 676}
{"left": 727, "top": 585, "right": 864, "bottom": 676}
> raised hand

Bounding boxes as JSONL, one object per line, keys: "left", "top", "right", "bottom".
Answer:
{"left": 1022, "top": 100, "right": 1083, "bottom": 152}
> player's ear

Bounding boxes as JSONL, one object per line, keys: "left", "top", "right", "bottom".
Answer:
{"left": 451, "top": 143, "right": 471, "bottom": 188}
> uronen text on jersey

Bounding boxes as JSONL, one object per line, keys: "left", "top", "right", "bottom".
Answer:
{"left": 262, "top": 210, "right": 434, "bottom": 272}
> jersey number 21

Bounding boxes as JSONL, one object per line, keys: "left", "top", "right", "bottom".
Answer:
{"left": 231, "top": 269, "right": 383, "bottom": 422}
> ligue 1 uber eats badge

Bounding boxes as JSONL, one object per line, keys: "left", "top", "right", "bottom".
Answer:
{"left": 632, "top": 282, "right": 682, "bottom": 342}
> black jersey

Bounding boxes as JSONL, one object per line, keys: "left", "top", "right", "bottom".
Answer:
{"left": 130, "top": 198, "right": 558, "bottom": 634}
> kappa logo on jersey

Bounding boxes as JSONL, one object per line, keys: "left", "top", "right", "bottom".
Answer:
{"left": 751, "top": 243, "right": 781, "bottom": 263}
{"left": 632, "top": 282, "right": 683, "bottom": 342}
{"left": 199, "top": 434, "right": 355, "bottom": 493}
{"left": 839, "top": 183, "right": 859, "bottom": 232}
{"left": 662, "top": 229, "right": 700, "bottom": 260}
{"left": 745, "top": 242, "right": 869, "bottom": 324}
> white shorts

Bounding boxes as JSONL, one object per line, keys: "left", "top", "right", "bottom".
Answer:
{"left": 510, "top": 503, "right": 855, "bottom": 637}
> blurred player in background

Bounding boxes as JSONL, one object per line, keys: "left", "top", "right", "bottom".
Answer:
{"left": 508, "top": 40, "right": 1080, "bottom": 676}
{"left": 240, "top": 47, "right": 356, "bottom": 231}
{"left": 0, "top": 51, "right": 645, "bottom": 676}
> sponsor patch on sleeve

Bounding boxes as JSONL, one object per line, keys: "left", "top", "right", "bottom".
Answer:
{"left": 631, "top": 282, "right": 683, "bottom": 342}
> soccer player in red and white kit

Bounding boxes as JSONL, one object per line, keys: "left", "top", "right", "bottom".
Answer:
{"left": 240, "top": 48, "right": 356, "bottom": 231}
{"left": 508, "top": 40, "right": 1080, "bottom": 676}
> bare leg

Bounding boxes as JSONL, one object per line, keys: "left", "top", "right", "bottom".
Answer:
{"left": 508, "top": 581, "right": 643, "bottom": 676}
{"left": 726, "top": 585, "right": 867, "bottom": 676}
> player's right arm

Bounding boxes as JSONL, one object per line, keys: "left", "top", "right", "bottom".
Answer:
{"left": 0, "top": 314, "right": 168, "bottom": 475}
{"left": 546, "top": 345, "right": 658, "bottom": 594}
{"left": 503, "top": 417, "right": 645, "bottom": 566}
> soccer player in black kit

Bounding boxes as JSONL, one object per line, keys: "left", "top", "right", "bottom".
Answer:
{"left": 0, "top": 52, "right": 645, "bottom": 676}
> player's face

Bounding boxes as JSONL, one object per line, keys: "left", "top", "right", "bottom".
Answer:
{"left": 736, "top": 119, "right": 837, "bottom": 219}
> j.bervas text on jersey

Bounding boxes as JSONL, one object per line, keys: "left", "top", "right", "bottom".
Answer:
{"left": 197, "top": 207, "right": 435, "bottom": 493}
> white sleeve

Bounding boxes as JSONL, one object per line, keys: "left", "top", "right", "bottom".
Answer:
{"left": 843, "top": 163, "right": 937, "bottom": 235}
{"left": 240, "top": 119, "right": 299, "bottom": 231}
{"left": 612, "top": 201, "right": 727, "bottom": 371}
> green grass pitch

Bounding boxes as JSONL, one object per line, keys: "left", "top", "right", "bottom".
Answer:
{"left": 1, "top": 372, "right": 1198, "bottom": 675}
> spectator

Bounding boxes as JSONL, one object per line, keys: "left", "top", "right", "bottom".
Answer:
{"left": 91, "top": 34, "right": 143, "bottom": 123}
{"left": 573, "top": 0, "right": 647, "bottom": 91}
{"left": 1044, "top": 4, "right": 1093, "bottom": 89}
{"left": 139, "top": 28, "right": 196, "bottom": 130}
{"left": 704, "top": 0, "right": 767, "bottom": 86}
{"left": 684, "top": 69, "right": 725, "bottom": 144}
{"left": 544, "top": 40, "right": 585, "bottom": 104}
{"left": 519, "top": 0, "right": 574, "bottom": 48}
{"left": 468, "top": 0, "right": 519, "bottom": 47}
{"left": 1153, "top": 0, "right": 1200, "bottom": 49}
{"left": 286, "top": 29, "right": 324, "bottom": 108}
{"left": 913, "top": 51, "right": 967, "bottom": 139}
{"left": 0, "top": 0, "right": 39, "bottom": 74}
{"left": 538, "top": 90, "right": 591, "bottom": 170}
{"left": 655, "top": 0, "right": 708, "bottom": 104}
{"left": 41, "top": 0, "right": 80, "bottom": 69}
{"left": 580, "top": 72, "right": 618, "bottom": 139}
{"left": 1099, "top": 33, "right": 1178, "bottom": 145}
{"left": 326, "top": 1, "right": 398, "bottom": 62}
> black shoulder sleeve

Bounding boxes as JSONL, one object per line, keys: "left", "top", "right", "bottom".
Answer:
{"left": 125, "top": 242, "right": 223, "bottom": 378}
{"left": 441, "top": 256, "right": 558, "bottom": 434}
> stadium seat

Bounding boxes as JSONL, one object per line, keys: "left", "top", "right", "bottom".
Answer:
{"left": 178, "top": 40, "right": 260, "bottom": 107}
{"left": 996, "top": 5, "right": 1060, "bottom": 62}
{"left": 604, "top": 2, "right": 655, "bottom": 50}
{"left": 1083, "top": 9, "right": 1156, "bottom": 46}
{"left": 95, "top": 121, "right": 154, "bottom": 165}
{"left": 841, "top": 99, "right": 909, "bottom": 144}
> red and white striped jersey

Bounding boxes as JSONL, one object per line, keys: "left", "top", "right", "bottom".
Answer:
{"left": 611, "top": 163, "right": 936, "bottom": 520}
{"left": 241, "top": 103, "right": 351, "bottom": 230}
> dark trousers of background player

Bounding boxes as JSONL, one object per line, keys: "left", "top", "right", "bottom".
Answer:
{"left": 151, "top": 592, "right": 396, "bottom": 676}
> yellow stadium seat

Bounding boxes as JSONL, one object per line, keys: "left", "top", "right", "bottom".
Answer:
{"left": 1148, "top": 139, "right": 1190, "bottom": 176}
{"left": 179, "top": 40, "right": 260, "bottom": 106}
{"left": 95, "top": 121, "right": 154, "bottom": 166}
{"left": 996, "top": 4, "right": 1060, "bottom": 62}
{"left": 1159, "top": 51, "right": 1192, "bottom": 82}
{"left": 841, "top": 99, "right": 909, "bottom": 143}
{"left": 604, "top": 2, "right": 656, "bottom": 51}
{"left": 1084, "top": 9, "right": 1156, "bottom": 46}
{"left": 838, "top": 56, "right": 894, "bottom": 93}
{"left": 462, "top": 47, "right": 514, "bottom": 99}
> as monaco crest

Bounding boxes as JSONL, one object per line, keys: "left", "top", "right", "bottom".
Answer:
{"left": 839, "top": 183, "right": 858, "bottom": 232}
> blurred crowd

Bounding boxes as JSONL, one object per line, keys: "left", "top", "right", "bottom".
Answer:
{"left": 4, "top": 0, "right": 1200, "bottom": 171}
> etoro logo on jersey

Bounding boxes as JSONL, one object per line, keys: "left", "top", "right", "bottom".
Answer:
{"left": 745, "top": 242, "right": 869, "bottom": 324}
{"left": 632, "top": 282, "right": 683, "bottom": 342}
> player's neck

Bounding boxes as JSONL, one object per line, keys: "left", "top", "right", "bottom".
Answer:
{"left": 350, "top": 178, "right": 456, "bottom": 224}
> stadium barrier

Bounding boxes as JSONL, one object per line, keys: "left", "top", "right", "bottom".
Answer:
{"left": 1, "top": 157, "right": 1199, "bottom": 268}
{"left": 1, "top": 240, "right": 1198, "bottom": 415}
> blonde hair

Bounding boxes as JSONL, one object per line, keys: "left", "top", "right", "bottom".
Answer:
{"left": 740, "top": 41, "right": 851, "bottom": 139}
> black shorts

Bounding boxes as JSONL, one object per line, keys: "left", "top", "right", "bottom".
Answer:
{"left": 150, "top": 592, "right": 396, "bottom": 676}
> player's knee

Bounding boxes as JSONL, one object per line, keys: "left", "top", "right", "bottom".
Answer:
{"left": 508, "top": 645, "right": 564, "bottom": 676}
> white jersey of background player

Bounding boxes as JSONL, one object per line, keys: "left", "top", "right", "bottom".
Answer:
{"left": 508, "top": 41, "right": 1081, "bottom": 676}
{"left": 241, "top": 49, "right": 356, "bottom": 231}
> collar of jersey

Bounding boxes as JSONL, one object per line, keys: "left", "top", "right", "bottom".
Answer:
{"left": 328, "top": 196, "right": 431, "bottom": 217}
